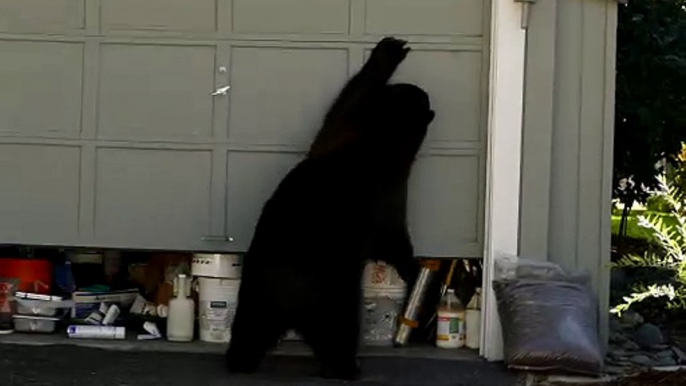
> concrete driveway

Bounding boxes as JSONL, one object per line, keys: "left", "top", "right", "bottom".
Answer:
{"left": 0, "top": 344, "right": 518, "bottom": 386}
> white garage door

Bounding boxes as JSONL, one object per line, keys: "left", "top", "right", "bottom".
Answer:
{"left": 0, "top": 0, "right": 488, "bottom": 258}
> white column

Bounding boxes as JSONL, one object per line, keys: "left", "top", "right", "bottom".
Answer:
{"left": 481, "top": 0, "right": 527, "bottom": 361}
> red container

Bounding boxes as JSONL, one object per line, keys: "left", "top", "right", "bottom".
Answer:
{"left": 0, "top": 258, "right": 53, "bottom": 294}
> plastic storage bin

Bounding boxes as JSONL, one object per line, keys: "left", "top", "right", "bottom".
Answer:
{"left": 15, "top": 292, "right": 73, "bottom": 317}
{"left": 12, "top": 315, "right": 59, "bottom": 333}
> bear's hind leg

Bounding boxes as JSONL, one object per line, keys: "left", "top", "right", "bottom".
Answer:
{"left": 225, "top": 296, "right": 284, "bottom": 374}
{"left": 299, "top": 288, "right": 362, "bottom": 380}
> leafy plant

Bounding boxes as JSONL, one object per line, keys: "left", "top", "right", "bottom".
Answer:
{"left": 646, "top": 194, "right": 672, "bottom": 213}
{"left": 668, "top": 143, "right": 686, "bottom": 194}
{"left": 612, "top": 174, "right": 686, "bottom": 316}
{"left": 612, "top": 284, "right": 677, "bottom": 316}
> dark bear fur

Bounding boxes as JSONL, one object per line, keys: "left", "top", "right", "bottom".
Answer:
{"left": 308, "top": 39, "right": 429, "bottom": 287}
{"left": 225, "top": 37, "right": 434, "bottom": 380}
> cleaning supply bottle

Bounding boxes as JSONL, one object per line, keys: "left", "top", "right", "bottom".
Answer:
{"left": 465, "top": 288, "right": 481, "bottom": 349}
{"left": 436, "top": 288, "right": 465, "bottom": 349}
{"left": 167, "top": 274, "right": 194, "bottom": 342}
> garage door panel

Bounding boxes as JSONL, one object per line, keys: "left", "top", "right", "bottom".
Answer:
{"left": 0, "top": 0, "right": 85, "bottom": 33}
{"left": 0, "top": 41, "right": 83, "bottom": 138}
{"left": 228, "top": 47, "right": 349, "bottom": 147}
{"left": 0, "top": 145, "right": 80, "bottom": 242}
{"left": 408, "top": 155, "right": 481, "bottom": 257}
{"left": 225, "top": 152, "right": 303, "bottom": 250}
{"left": 97, "top": 44, "right": 216, "bottom": 141}
{"left": 0, "top": 1, "right": 489, "bottom": 258}
{"left": 364, "top": 0, "right": 483, "bottom": 36}
{"left": 101, "top": 0, "right": 216, "bottom": 32}
{"left": 232, "top": 0, "right": 350, "bottom": 34}
{"left": 94, "top": 149, "right": 212, "bottom": 248}
{"left": 379, "top": 49, "right": 483, "bottom": 145}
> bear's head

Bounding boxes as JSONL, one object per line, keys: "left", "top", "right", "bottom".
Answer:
{"left": 368, "top": 83, "right": 434, "bottom": 165}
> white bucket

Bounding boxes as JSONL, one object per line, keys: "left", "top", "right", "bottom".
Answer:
{"left": 192, "top": 254, "right": 242, "bottom": 279}
{"left": 361, "top": 285, "right": 407, "bottom": 346}
{"left": 363, "top": 261, "right": 405, "bottom": 289}
{"left": 197, "top": 277, "right": 240, "bottom": 343}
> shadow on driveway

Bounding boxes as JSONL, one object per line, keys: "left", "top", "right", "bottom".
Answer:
{"left": 0, "top": 344, "right": 517, "bottom": 386}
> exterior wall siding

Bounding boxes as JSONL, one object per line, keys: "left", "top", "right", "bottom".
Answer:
{"left": 519, "top": 0, "right": 617, "bottom": 348}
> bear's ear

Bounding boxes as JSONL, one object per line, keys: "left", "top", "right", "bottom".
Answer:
{"left": 427, "top": 110, "right": 436, "bottom": 124}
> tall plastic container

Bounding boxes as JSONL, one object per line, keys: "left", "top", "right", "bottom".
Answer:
{"left": 167, "top": 274, "right": 194, "bottom": 342}
{"left": 436, "top": 289, "right": 465, "bottom": 349}
{"left": 191, "top": 253, "right": 242, "bottom": 343}
{"left": 361, "top": 262, "right": 407, "bottom": 346}
{"left": 466, "top": 288, "right": 481, "bottom": 349}
{"left": 197, "top": 277, "right": 240, "bottom": 343}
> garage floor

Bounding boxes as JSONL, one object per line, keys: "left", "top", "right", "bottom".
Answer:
{"left": 0, "top": 332, "right": 478, "bottom": 359}
{"left": 0, "top": 341, "right": 518, "bottom": 386}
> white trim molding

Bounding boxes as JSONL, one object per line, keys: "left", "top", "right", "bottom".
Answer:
{"left": 481, "top": 0, "right": 527, "bottom": 361}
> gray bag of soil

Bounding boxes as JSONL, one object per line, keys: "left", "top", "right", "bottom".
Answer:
{"left": 493, "top": 256, "right": 604, "bottom": 375}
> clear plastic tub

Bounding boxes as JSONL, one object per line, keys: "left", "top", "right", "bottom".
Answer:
{"left": 12, "top": 315, "right": 59, "bottom": 333}
{"left": 15, "top": 295, "right": 73, "bottom": 317}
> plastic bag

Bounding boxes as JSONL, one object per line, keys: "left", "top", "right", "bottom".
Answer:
{"left": 494, "top": 254, "right": 591, "bottom": 285}
{"left": 493, "top": 256, "right": 604, "bottom": 375}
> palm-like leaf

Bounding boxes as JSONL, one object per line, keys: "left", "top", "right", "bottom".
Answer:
{"left": 615, "top": 252, "right": 678, "bottom": 269}
{"left": 611, "top": 284, "right": 676, "bottom": 316}
{"left": 637, "top": 214, "right": 684, "bottom": 260}
{"left": 612, "top": 172, "right": 686, "bottom": 313}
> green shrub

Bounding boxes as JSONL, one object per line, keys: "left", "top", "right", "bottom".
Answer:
{"left": 646, "top": 194, "right": 672, "bottom": 213}
{"left": 612, "top": 210, "right": 678, "bottom": 242}
{"left": 669, "top": 144, "right": 686, "bottom": 194}
{"left": 612, "top": 174, "right": 686, "bottom": 315}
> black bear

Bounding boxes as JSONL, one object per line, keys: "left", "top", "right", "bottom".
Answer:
{"left": 307, "top": 38, "right": 426, "bottom": 287}
{"left": 225, "top": 37, "right": 434, "bottom": 380}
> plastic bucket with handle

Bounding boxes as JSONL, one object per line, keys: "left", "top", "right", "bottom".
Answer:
{"left": 197, "top": 277, "right": 240, "bottom": 343}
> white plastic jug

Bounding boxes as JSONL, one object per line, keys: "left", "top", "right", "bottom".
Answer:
{"left": 167, "top": 274, "right": 194, "bottom": 342}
